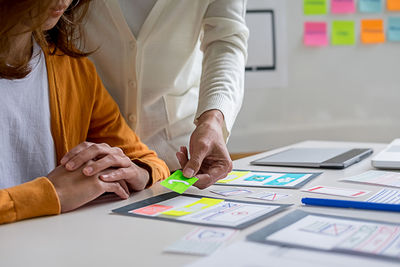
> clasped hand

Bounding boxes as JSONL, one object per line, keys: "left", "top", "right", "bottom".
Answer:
{"left": 48, "top": 142, "right": 150, "bottom": 212}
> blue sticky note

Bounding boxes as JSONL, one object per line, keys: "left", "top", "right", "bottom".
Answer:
{"left": 264, "top": 173, "right": 306, "bottom": 186}
{"left": 388, "top": 17, "right": 400, "bottom": 41}
{"left": 359, "top": 0, "right": 382, "bottom": 13}
{"left": 244, "top": 175, "right": 271, "bottom": 182}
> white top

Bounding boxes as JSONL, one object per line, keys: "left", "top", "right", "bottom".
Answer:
{"left": 0, "top": 41, "right": 56, "bottom": 188}
{"left": 118, "top": 0, "right": 157, "bottom": 37}
{"left": 83, "top": 0, "right": 249, "bottom": 170}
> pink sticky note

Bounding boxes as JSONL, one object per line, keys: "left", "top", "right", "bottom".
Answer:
{"left": 304, "top": 22, "right": 328, "bottom": 46}
{"left": 130, "top": 204, "right": 173, "bottom": 215}
{"left": 331, "top": 0, "right": 356, "bottom": 14}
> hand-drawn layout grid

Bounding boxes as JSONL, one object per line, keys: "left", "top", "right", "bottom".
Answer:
{"left": 113, "top": 192, "right": 290, "bottom": 229}
{"left": 247, "top": 210, "right": 400, "bottom": 261}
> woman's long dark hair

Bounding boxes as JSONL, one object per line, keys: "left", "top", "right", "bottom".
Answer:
{"left": 0, "top": 0, "right": 91, "bottom": 79}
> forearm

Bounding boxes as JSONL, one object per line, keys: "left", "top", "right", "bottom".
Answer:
{"left": 197, "top": 40, "right": 246, "bottom": 139}
{"left": 0, "top": 177, "right": 60, "bottom": 224}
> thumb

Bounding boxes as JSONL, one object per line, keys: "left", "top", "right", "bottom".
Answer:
{"left": 183, "top": 147, "right": 207, "bottom": 178}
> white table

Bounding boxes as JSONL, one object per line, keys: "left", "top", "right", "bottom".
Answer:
{"left": 1, "top": 141, "right": 399, "bottom": 267}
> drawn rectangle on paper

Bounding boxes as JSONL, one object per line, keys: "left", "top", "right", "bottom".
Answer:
{"left": 247, "top": 210, "right": 400, "bottom": 260}
{"left": 113, "top": 192, "right": 290, "bottom": 229}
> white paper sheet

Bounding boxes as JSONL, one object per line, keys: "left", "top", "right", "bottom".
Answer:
{"left": 186, "top": 241, "right": 399, "bottom": 267}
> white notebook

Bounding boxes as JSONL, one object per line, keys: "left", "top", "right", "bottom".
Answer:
{"left": 372, "top": 139, "right": 400, "bottom": 169}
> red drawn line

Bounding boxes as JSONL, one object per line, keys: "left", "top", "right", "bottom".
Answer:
{"left": 352, "top": 191, "right": 366, "bottom": 197}
{"left": 272, "top": 193, "right": 277, "bottom": 201}
{"left": 308, "top": 186, "right": 323, "bottom": 192}
{"left": 334, "top": 224, "right": 338, "bottom": 235}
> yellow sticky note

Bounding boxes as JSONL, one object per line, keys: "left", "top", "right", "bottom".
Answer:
{"left": 161, "top": 210, "right": 191, "bottom": 216}
{"left": 217, "top": 171, "right": 250, "bottom": 184}
{"left": 161, "top": 197, "right": 224, "bottom": 217}
{"left": 185, "top": 198, "right": 224, "bottom": 209}
{"left": 387, "top": 0, "right": 400, "bottom": 11}
{"left": 361, "top": 19, "right": 385, "bottom": 44}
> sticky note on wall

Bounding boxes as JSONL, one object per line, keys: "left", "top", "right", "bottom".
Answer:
{"left": 332, "top": 21, "right": 355, "bottom": 45}
{"left": 304, "top": 22, "right": 328, "bottom": 46}
{"left": 359, "top": 0, "right": 382, "bottom": 13}
{"left": 304, "top": 0, "right": 328, "bottom": 15}
{"left": 387, "top": 0, "right": 400, "bottom": 11}
{"left": 331, "top": 0, "right": 356, "bottom": 14}
{"left": 388, "top": 17, "right": 400, "bottom": 41}
{"left": 361, "top": 19, "right": 385, "bottom": 44}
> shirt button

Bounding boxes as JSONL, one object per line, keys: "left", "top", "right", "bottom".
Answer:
{"left": 128, "top": 114, "right": 137, "bottom": 123}
{"left": 128, "top": 80, "right": 136, "bottom": 88}
{"left": 129, "top": 41, "right": 136, "bottom": 50}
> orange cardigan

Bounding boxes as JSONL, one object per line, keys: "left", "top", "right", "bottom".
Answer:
{"left": 0, "top": 49, "right": 170, "bottom": 224}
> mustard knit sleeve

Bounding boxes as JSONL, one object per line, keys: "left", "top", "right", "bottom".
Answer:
{"left": 0, "top": 177, "right": 61, "bottom": 224}
{"left": 83, "top": 59, "right": 170, "bottom": 186}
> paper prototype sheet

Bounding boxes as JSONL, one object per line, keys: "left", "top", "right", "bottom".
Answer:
{"left": 113, "top": 193, "right": 289, "bottom": 229}
{"left": 186, "top": 241, "right": 400, "bottom": 267}
{"left": 216, "top": 170, "right": 321, "bottom": 189}
{"left": 302, "top": 185, "right": 370, "bottom": 198}
{"left": 340, "top": 170, "right": 400, "bottom": 188}
{"left": 367, "top": 188, "right": 400, "bottom": 204}
{"left": 163, "top": 227, "right": 237, "bottom": 256}
{"left": 248, "top": 210, "right": 400, "bottom": 260}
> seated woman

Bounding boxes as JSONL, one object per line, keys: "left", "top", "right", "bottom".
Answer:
{"left": 0, "top": 0, "right": 169, "bottom": 224}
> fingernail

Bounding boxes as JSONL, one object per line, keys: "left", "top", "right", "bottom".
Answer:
{"left": 60, "top": 158, "right": 67, "bottom": 165}
{"left": 84, "top": 167, "right": 93, "bottom": 175}
{"left": 183, "top": 168, "right": 194, "bottom": 178}
{"left": 101, "top": 174, "right": 108, "bottom": 180}
{"left": 66, "top": 162, "right": 74, "bottom": 169}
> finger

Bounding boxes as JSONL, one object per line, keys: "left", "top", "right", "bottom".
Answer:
{"left": 100, "top": 168, "right": 131, "bottom": 182}
{"left": 118, "top": 179, "right": 130, "bottom": 196}
{"left": 193, "top": 173, "right": 213, "bottom": 189}
{"left": 83, "top": 153, "right": 131, "bottom": 176}
{"left": 65, "top": 143, "right": 112, "bottom": 171}
{"left": 176, "top": 151, "right": 188, "bottom": 169}
{"left": 60, "top": 142, "right": 93, "bottom": 166}
{"left": 101, "top": 180, "right": 129, "bottom": 199}
{"left": 183, "top": 141, "right": 209, "bottom": 178}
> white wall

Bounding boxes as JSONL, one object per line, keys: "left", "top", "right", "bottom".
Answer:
{"left": 228, "top": 0, "right": 400, "bottom": 153}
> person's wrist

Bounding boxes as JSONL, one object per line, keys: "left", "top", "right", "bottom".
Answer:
{"left": 196, "top": 110, "right": 224, "bottom": 128}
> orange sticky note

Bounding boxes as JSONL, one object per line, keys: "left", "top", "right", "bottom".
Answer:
{"left": 387, "top": 0, "right": 400, "bottom": 11}
{"left": 361, "top": 19, "right": 385, "bottom": 44}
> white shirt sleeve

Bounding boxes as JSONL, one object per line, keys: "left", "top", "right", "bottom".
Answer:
{"left": 196, "top": 0, "right": 249, "bottom": 140}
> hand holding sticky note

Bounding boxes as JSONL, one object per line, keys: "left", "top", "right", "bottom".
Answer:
{"left": 160, "top": 170, "right": 198, "bottom": 194}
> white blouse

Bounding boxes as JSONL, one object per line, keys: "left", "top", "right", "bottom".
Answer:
{"left": 83, "top": 0, "right": 248, "bottom": 169}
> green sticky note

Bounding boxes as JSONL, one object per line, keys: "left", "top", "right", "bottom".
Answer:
{"left": 332, "top": 21, "right": 355, "bottom": 45}
{"left": 160, "top": 170, "right": 198, "bottom": 194}
{"left": 304, "top": 0, "right": 328, "bottom": 15}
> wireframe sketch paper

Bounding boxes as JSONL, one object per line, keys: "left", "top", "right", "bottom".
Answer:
{"left": 367, "top": 188, "right": 400, "bottom": 204}
{"left": 340, "top": 170, "right": 400, "bottom": 188}
{"left": 186, "top": 241, "right": 400, "bottom": 267}
{"left": 113, "top": 192, "right": 290, "bottom": 229}
{"left": 215, "top": 170, "right": 321, "bottom": 189}
{"left": 302, "top": 185, "right": 370, "bottom": 198}
{"left": 247, "top": 210, "right": 400, "bottom": 261}
{"left": 164, "top": 227, "right": 237, "bottom": 256}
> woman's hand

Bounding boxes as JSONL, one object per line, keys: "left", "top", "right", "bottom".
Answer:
{"left": 60, "top": 142, "right": 150, "bottom": 191}
{"left": 47, "top": 163, "right": 130, "bottom": 213}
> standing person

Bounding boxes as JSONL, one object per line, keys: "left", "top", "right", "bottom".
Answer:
{"left": 0, "top": 0, "right": 169, "bottom": 225}
{"left": 81, "top": 0, "right": 249, "bottom": 189}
